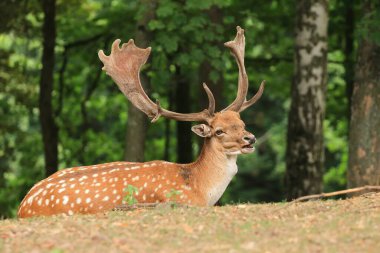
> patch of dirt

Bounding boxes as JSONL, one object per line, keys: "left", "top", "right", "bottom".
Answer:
{"left": 1, "top": 193, "right": 380, "bottom": 253}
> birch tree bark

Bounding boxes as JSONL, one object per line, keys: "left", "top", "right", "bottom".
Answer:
{"left": 285, "top": 0, "right": 328, "bottom": 200}
{"left": 348, "top": 1, "right": 380, "bottom": 188}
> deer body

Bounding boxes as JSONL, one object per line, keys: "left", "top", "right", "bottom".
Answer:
{"left": 18, "top": 27, "right": 265, "bottom": 218}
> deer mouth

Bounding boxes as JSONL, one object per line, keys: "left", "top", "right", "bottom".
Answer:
{"left": 242, "top": 144, "right": 255, "bottom": 154}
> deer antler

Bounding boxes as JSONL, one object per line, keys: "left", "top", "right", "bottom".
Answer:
{"left": 98, "top": 39, "right": 215, "bottom": 123}
{"left": 239, "top": 80, "right": 265, "bottom": 112}
{"left": 98, "top": 27, "right": 263, "bottom": 124}
{"left": 222, "top": 26, "right": 265, "bottom": 112}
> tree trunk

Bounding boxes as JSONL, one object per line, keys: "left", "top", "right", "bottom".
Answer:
{"left": 176, "top": 68, "right": 193, "bottom": 163}
{"left": 285, "top": 0, "right": 328, "bottom": 200}
{"left": 39, "top": 0, "right": 58, "bottom": 177}
{"left": 124, "top": 82, "right": 149, "bottom": 162}
{"left": 199, "top": 6, "right": 224, "bottom": 112}
{"left": 163, "top": 88, "right": 174, "bottom": 161}
{"left": 348, "top": 1, "right": 380, "bottom": 188}
{"left": 344, "top": 0, "right": 355, "bottom": 126}
{"left": 197, "top": 5, "right": 224, "bottom": 151}
{"left": 124, "top": 0, "right": 156, "bottom": 162}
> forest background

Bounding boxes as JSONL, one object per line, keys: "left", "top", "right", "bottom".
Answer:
{"left": 0, "top": 0, "right": 379, "bottom": 218}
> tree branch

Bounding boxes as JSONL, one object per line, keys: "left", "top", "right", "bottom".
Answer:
{"left": 65, "top": 33, "right": 106, "bottom": 49}
{"left": 291, "top": 185, "right": 380, "bottom": 203}
{"left": 55, "top": 32, "right": 109, "bottom": 117}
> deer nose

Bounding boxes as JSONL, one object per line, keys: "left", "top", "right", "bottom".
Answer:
{"left": 243, "top": 135, "right": 256, "bottom": 144}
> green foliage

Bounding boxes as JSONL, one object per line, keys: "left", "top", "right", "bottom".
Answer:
{"left": 165, "top": 189, "right": 183, "bottom": 202}
{"left": 357, "top": 3, "right": 380, "bottom": 45}
{"left": 123, "top": 185, "right": 139, "bottom": 206}
{"left": 0, "top": 0, "right": 367, "bottom": 217}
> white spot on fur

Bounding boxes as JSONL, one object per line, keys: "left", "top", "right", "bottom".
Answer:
{"left": 79, "top": 176, "right": 88, "bottom": 181}
{"left": 62, "top": 196, "right": 69, "bottom": 205}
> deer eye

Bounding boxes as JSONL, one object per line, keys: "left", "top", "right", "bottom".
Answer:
{"left": 215, "top": 129, "right": 224, "bottom": 136}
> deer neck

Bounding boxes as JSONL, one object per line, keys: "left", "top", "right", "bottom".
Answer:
{"left": 188, "top": 138, "right": 238, "bottom": 206}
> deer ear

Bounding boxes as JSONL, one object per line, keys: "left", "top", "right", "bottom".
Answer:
{"left": 191, "top": 124, "right": 212, "bottom": 138}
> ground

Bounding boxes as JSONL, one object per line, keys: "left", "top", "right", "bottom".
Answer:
{"left": 1, "top": 193, "right": 380, "bottom": 253}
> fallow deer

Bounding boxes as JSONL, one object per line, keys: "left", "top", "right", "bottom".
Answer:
{"left": 18, "top": 26, "right": 265, "bottom": 218}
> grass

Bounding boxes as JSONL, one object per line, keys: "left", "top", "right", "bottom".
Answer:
{"left": 1, "top": 193, "right": 380, "bottom": 253}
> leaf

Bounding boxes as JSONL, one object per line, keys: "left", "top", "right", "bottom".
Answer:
{"left": 148, "top": 20, "right": 165, "bottom": 30}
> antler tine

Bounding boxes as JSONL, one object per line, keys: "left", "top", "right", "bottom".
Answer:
{"left": 203, "top": 83, "right": 215, "bottom": 116}
{"left": 99, "top": 39, "right": 214, "bottom": 123}
{"left": 239, "top": 80, "right": 265, "bottom": 112}
{"left": 222, "top": 26, "right": 249, "bottom": 112}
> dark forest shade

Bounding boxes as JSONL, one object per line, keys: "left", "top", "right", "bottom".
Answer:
{"left": 348, "top": 1, "right": 380, "bottom": 188}
{"left": 285, "top": 0, "right": 328, "bottom": 200}
{"left": 39, "top": 0, "right": 58, "bottom": 177}
{"left": 176, "top": 67, "right": 193, "bottom": 163}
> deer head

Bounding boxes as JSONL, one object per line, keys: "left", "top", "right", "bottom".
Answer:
{"left": 98, "top": 26, "right": 265, "bottom": 157}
